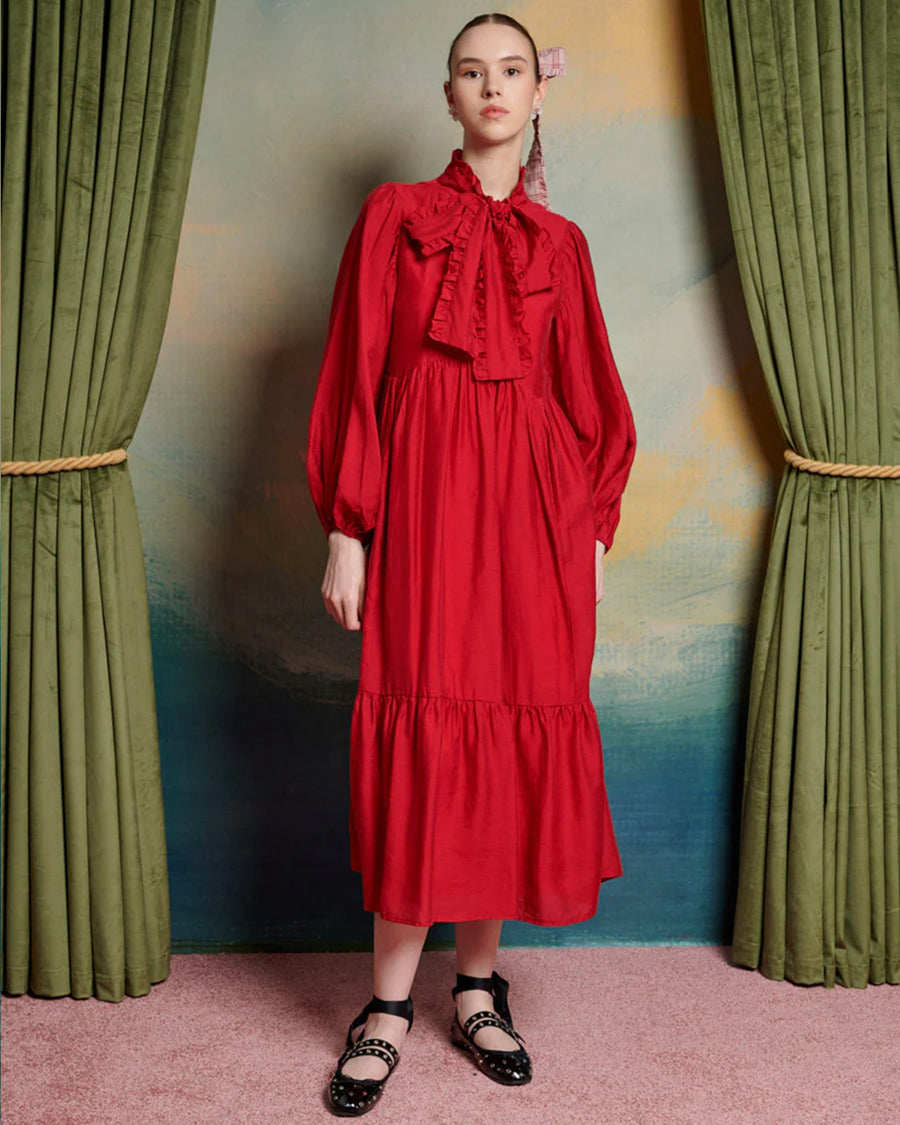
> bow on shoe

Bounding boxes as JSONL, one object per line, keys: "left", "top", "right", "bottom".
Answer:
{"left": 403, "top": 196, "right": 555, "bottom": 382}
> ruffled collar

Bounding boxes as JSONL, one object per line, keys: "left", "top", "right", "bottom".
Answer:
{"left": 437, "top": 149, "right": 530, "bottom": 214}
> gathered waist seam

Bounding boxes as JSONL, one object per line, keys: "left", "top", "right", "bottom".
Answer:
{"left": 356, "top": 687, "right": 593, "bottom": 711}
{"left": 383, "top": 361, "right": 552, "bottom": 399}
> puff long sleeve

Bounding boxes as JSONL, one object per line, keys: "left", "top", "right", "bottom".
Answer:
{"left": 306, "top": 183, "right": 402, "bottom": 544}
{"left": 550, "top": 221, "right": 636, "bottom": 552}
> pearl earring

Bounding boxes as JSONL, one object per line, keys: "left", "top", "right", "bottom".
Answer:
{"left": 531, "top": 107, "right": 541, "bottom": 120}
{"left": 448, "top": 106, "right": 458, "bottom": 120}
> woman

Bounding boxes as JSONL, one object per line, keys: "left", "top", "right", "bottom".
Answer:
{"left": 307, "top": 12, "right": 636, "bottom": 1116}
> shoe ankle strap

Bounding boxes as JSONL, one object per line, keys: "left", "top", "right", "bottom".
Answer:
{"left": 452, "top": 970, "right": 513, "bottom": 1025}
{"left": 453, "top": 972, "right": 496, "bottom": 995}
{"left": 368, "top": 993, "right": 414, "bottom": 1026}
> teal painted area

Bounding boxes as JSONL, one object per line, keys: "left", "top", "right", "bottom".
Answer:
{"left": 153, "top": 600, "right": 746, "bottom": 951}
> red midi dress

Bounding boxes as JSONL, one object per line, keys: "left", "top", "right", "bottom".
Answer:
{"left": 306, "top": 149, "right": 636, "bottom": 927}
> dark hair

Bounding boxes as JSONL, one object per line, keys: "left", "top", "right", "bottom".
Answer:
{"left": 446, "top": 13, "right": 541, "bottom": 83}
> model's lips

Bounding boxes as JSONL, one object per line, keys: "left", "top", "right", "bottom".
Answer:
{"left": 480, "top": 106, "right": 509, "bottom": 118}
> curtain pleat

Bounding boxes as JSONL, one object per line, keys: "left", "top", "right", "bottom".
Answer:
{"left": 1, "top": 0, "right": 216, "bottom": 1001}
{"left": 701, "top": 0, "right": 899, "bottom": 987}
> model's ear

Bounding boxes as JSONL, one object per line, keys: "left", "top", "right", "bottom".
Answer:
{"left": 534, "top": 74, "right": 549, "bottom": 112}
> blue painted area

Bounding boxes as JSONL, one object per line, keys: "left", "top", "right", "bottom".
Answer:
{"left": 151, "top": 600, "right": 746, "bottom": 951}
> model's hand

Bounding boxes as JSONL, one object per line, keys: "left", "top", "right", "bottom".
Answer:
{"left": 595, "top": 541, "right": 606, "bottom": 604}
{"left": 322, "top": 530, "right": 368, "bottom": 630}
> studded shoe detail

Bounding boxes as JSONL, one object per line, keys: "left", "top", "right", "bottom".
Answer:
{"left": 326, "top": 994, "right": 413, "bottom": 1116}
{"left": 449, "top": 970, "right": 532, "bottom": 1085}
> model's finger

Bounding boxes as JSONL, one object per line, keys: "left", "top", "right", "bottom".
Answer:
{"left": 337, "top": 594, "right": 361, "bottom": 631}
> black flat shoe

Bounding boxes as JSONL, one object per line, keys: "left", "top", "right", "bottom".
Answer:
{"left": 326, "top": 993, "right": 414, "bottom": 1116}
{"left": 449, "top": 970, "right": 532, "bottom": 1085}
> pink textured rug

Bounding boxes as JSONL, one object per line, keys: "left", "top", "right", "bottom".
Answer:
{"left": 2, "top": 946, "right": 897, "bottom": 1124}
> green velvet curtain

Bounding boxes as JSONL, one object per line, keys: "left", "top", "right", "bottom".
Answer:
{"left": 701, "top": 0, "right": 899, "bottom": 987}
{"left": 1, "top": 0, "right": 215, "bottom": 1000}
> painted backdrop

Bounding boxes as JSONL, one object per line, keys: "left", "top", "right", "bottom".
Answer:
{"left": 131, "top": 0, "right": 781, "bottom": 949}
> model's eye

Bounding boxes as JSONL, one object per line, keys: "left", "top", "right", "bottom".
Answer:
{"left": 504, "top": 67, "right": 521, "bottom": 76}
{"left": 462, "top": 69, "right": 482, "bottom": 79}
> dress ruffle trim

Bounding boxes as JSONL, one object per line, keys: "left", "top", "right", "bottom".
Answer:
{"left": 406, "top": 197, "right": 480, "bottom": 352}
{"left": 495, "top": 216, "right": 532, "bottom": 377}
{"left": 347, "top": 688, "right": 623, "bottom": 927}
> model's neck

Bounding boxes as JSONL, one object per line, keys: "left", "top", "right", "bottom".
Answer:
{"left": 461, "top": 138, "right": 523, "bottom": 201}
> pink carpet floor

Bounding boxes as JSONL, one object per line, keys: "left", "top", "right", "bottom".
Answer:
{"left": 2, "top": 946, "right": 897, "bottom": 1125}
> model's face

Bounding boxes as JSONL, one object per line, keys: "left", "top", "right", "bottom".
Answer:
{"left": 445, "top": 24, "right": 546, "bottom": 148}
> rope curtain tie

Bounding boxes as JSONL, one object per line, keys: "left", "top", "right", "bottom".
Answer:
{"left": 784, "top": 449, "right": 900, "bottom": 479}
{"left": 1, "top": 449, "right": 129, "bottom": 476}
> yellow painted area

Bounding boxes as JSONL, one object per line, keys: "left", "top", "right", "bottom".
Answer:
{"left": 514, "top": 0, "right": 713, "bottom": 124}
{"left": 613, "top": 450, "right": 706, "bottom": 558}
{"left": 693, "top": 379, "right": 777, "bottom": 474}
{"left": 614, "top": 377, "right": 776, "bottom": 562}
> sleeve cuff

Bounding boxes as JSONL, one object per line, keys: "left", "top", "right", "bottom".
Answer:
{"left": 325, "top": 518, "right": 373, "bottom": 547}
{"left": 594, "top": 510, "right": 620, "bottom": 554}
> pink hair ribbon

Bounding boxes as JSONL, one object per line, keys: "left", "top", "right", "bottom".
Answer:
{"left": 523, "top": 47, "right": 567, "bottom": 208}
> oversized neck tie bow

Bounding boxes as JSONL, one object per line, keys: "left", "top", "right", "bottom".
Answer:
{"left": 403, "top": 152, "right": 557, "bottom": 382}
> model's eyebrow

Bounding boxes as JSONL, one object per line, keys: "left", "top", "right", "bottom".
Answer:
{"left": 455, "top": 55, "right": 530, "bottom": 67}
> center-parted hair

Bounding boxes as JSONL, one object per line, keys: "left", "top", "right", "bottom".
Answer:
{"left": 447, "top": 13, "right": 541, "bottom": 82}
